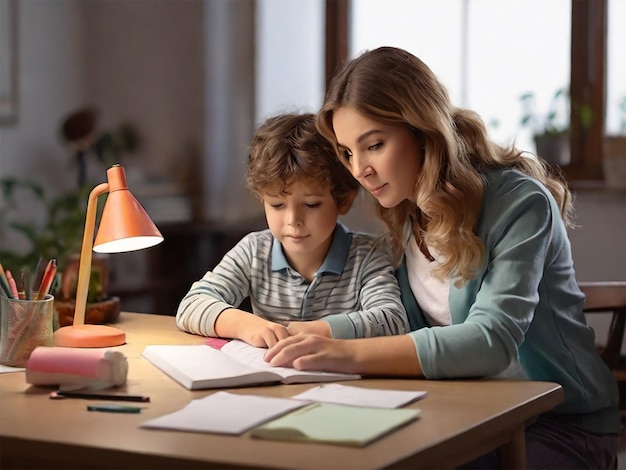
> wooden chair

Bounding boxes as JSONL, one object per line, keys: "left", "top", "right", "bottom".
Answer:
{"left": 579, "top": 281, "right": 626, "bottom": 413}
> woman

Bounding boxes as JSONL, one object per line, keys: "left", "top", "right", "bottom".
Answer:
{"left": 265, "top": 47, "right": 619, "bottom": 469}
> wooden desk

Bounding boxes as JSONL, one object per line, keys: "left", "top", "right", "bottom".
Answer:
{"left": 0, "top": 313, "right": 563, "bottom": 470}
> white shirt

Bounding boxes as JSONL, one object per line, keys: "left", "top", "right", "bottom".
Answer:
{"left": 405, "top": 235, "right": 451, "bottom": 327}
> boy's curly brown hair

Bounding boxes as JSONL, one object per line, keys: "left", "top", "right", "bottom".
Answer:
{"left": 247, "top": 113, "right": 359, "bottom": 206}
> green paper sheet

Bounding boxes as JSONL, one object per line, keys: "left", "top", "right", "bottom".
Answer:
{"left": 250, "top": 402, "right": 420, "bottom": 447}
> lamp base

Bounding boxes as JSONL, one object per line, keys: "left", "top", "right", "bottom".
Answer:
{"left": 53, "top": 324, "right": 126, "bottom": 348}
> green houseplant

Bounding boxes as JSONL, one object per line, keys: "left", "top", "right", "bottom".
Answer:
{"left": 519, "top": 88, "right": 571, "bottom": 165}
{"left": 0, "top": 179, "right": 92, "bottom": 275}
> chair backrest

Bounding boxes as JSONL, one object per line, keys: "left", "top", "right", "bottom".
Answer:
{"left": 579, "top": 281, "right": 626, "bottom": 370}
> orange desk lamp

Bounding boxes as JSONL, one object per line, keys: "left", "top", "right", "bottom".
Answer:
{"left": 53, "top": 165, "right": 163, "bottom": 348}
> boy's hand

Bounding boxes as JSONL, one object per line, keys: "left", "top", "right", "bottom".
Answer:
{"left": 286, "top": 320, "right": 331, "bottom": 337}
{"left": 240, "top": 318, "right": 291, "bottom": 348}
{"left": 215, "top": 309, "right": 290, "bottom": 348}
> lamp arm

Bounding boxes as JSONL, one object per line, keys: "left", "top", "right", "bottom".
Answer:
{"left": 73, "top": 182, "right": 109, "bottom": 326}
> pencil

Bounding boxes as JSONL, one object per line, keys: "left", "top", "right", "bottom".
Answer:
{"left": 19, "top": 270, "right": 27, "bottom": 300}
{"left": 50, "top": 391, "right": 151, "bottom": 402}
{"left": 34, "top": 258, "right": 57, "bottom": 300}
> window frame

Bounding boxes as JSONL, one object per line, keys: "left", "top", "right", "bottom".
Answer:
{"left": 324, "top": 0, "right": 348, "bottom": 92}
{"left": 568, "top": 0, "right": 607, "bottom": 181}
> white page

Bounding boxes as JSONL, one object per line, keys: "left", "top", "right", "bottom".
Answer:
{"left": 291, "top": 383, "right": 427, "bottom": 408}
{"left": 221, "top": 340, "right": 361, "bottom": 383}
{"left": 142, "top": 345, "right": 279, "bottom": 389}
{"left": 0, "top": 365, "right": 24, "bottom": 374}
{"left": 141, "top": 391, "right": 306, "bottom": 435}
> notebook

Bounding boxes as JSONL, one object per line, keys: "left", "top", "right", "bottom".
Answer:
{"left": 142, "top": 340, "right": 361, "bottom": 390}
{"left": 250, "top": 402, "right": 421, "bottom": 447}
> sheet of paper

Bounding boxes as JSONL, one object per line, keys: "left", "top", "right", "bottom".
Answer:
{"left": 251, "top": 402, "right": 421, "bottom": 447}
{"left": 141, "top": 391, "right": 307, "bottom": 435}
{"left": 291, "top": 383, "right": 427, "bottom": 408}
{"left": 0, "top": 364, "right": 24, "bottom": 374}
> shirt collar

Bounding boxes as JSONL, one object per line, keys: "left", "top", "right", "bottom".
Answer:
{"left": 271, "top": 223, "right": 351, "bottom": 275}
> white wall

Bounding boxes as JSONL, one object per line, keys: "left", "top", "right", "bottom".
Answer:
{"left": 83, "top": 0, "right": 205, "bottom": 181}
{"left": 569, "top": 190, "right": 626, "bottom": 282}
{"left": 0, "top": 1, "right": 85, "bottom": 196}
{"left": 0, "top": 1, "right": 87, "bottom": 254}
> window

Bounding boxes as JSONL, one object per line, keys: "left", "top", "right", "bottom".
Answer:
{"left": 607, "top": 0, "right": 626, "bottom": 135}
{"left": 350, "top": 0, "right": 570, "bottom": 160}
{"left": 256, "top": 0, "right": 325, "bottom": 124}
{"left": 326, "top": 0, "right": 624, "bottom": 183}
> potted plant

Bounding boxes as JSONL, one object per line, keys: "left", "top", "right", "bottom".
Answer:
{"left": 519, "top": 88, "right": 574, "bottom": 166}
{"left": 54, "top": 252, "right": 121, "bottom": 327}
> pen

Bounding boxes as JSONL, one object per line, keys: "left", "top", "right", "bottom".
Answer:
{"left": 34, "top": 258, "right": 57, "bottom": 300}
{"left": 50, "top": 390, "right": 151, "bottom": 402}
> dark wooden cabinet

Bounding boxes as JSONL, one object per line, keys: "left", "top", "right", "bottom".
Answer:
{"left": 108, "top": 218, "right": 266, "bottom": 315}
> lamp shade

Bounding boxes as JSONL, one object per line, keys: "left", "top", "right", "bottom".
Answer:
{"left": 93, "top": 166, "right": 163, "bottom": 253}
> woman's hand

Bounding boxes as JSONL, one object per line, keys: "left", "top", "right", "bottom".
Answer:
{"left": 265, "top": 334, "right": 423, "bottom": 377}
{"left": 264, "top": 334, "right": 358, "bottom": 373}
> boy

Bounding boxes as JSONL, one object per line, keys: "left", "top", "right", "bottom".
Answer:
{"left": 176, "top": 113, "right": 408, "bottom": 347}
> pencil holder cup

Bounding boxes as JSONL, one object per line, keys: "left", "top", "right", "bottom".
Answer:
{"left": 0, "top": 295, "right": 54, "bottom": 367}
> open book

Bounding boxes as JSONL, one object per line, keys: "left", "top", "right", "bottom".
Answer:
{"left": 142, "top": 340, "right": 361, "bottom": 390}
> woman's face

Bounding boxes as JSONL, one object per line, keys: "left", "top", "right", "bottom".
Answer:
{"left": 332, "top": 107, "right": 422, "bottom": 208}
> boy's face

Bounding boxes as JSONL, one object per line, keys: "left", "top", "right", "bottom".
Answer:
{"left": 263, "top": 179, "right": 347, "bottom": 272}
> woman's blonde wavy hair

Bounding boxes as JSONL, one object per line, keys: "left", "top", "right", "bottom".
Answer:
{"left": 317, "top": 46, "right": 573, "bottom": 286}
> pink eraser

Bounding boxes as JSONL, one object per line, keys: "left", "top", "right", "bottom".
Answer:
{"left": 25, "top": 346, "right": 128, "bottom": 388}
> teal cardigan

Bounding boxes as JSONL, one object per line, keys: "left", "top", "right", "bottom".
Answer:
{"left": 398, "top": 168, "right": 620, "bottom": 434}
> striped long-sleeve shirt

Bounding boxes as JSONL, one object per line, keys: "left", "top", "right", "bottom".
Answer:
{"left": 176, "top": 223, "right": 408, "bottom": 339}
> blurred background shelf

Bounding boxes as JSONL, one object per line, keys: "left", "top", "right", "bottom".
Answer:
{"left": 108, "top": 218, "right": 266, "bottom": 315}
